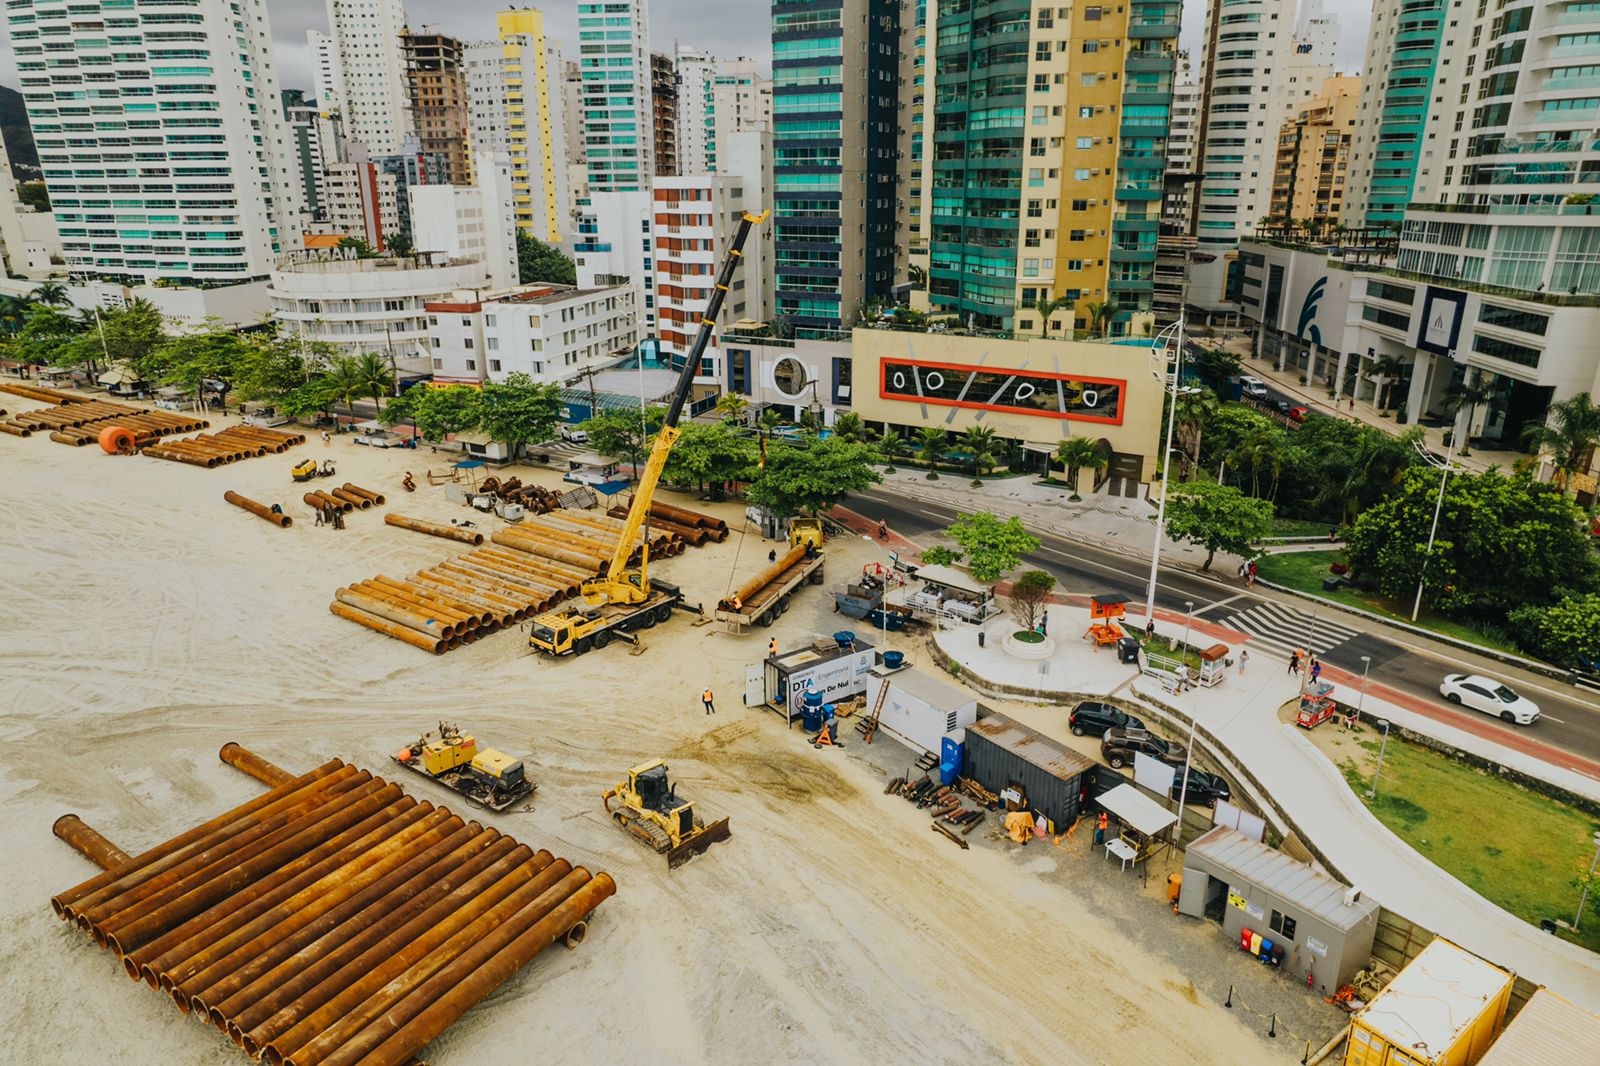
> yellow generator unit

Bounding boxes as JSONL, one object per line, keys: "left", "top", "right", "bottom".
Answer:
{"left": 393, "top": 721, "right": 535, "bottom": 812}
{"left": 788, "top": 517, "right": 825, "bottom": 550}
{"left": 421, "top": 730, "right": 478, "bottom": 775}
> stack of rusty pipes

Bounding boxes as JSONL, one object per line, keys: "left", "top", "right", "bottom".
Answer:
{"left": 0, "top": 391, "right": 207, "bottom": 442}
{"left": 340, "top": 484, "right": 386, "bottom": 506}
{"left": 606, "top": 505, "right": 722, "bottom": 547}
{"left": 49, "top": 744, "right": 614, "bottom": 1066}
{"left": 0, "top": 381, "right": 97, "bottom": 405}
{"left": 305, "top": 491, "right": 355, "bottom": 514}
{"left": 641, "top": 499, "right": 729, "bottom": 537}
{"left": 384, "top": 514, "right": 483, "bottom": 546}
{"left": 145, "top": 426, "right": 305, "bottom": 468}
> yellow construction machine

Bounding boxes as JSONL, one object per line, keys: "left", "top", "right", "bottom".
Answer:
{"left": 602, "top": 760, "right": 731, "bottom": 868}
{"left": 291, "top": 457, "right": 336, "bottom": 482}
{"left": 528, "top": 210, "right": 768, "bottom": 657}
{"left": 391, "top": 721, "right": 535, "bottom": 811}
{"left": 788, "top": 516, "right": 825, "bottom": 550}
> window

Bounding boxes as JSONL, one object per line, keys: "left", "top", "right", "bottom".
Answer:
{"left": 1074, "top": 168, "right": 1092, "bottom": 180}
{"left": 484, "top": 314, "right": 496, "bottom": 327}
{"left": 1269, "top": 910, "right": 1297, "bottom": 941}
{"left": 1472, "top": 333, "right": 1541, "bottom": 368}
{"left": 465, "top": 359, "right": 476, "bottom": 371}
{"left": 1477, "top": 304, "right": 1548, "bottom": 336}
{"left": 1082, "top": 41, "right": 1100, "bottom": 53}
{"left": 1079, "top": 106, "right": 1094, "bottom": 119}
{"left": 461, "top": 316, "right": 471, "bottom": 326}
{"left": 1026, "top": 199, "right": 1043, "bottom": 218}
{"left": 1084, "top": 6, "right": 1103, "bottom": 19}
{"left": 1076, "top": 137, "right": 1093, "bottom": 149}
{"left": 489, "top": 359, "right": 502, "bottom": 372}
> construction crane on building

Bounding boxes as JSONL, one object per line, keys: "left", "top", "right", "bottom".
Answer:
{"left": 528, "top": 209, "right": 769, "bottom": 655}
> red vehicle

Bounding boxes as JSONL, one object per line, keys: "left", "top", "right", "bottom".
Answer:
{"left": 1288, "top": 405, "right": 1310, "bottom": 423}
{"left": 1296, "top": 681, "right": 1339, "bottom": 728}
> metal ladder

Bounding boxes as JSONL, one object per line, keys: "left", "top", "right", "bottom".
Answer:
{"left": 856, "top": 679, "right": 891, "bottom": 744}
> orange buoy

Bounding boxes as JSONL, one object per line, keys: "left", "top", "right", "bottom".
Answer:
{"left": 98, "top": 424, "right": 138, "bottom": 454}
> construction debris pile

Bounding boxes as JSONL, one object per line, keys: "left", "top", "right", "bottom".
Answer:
{"left": 333, "top": 500, "right": 732, "bottom": 653}
{"left": 884, "top": 774, "right": 994, "bottom": 850}
{"left": 0, "top": 382, "right": 207, "bottom": 443}
{"left": 477, "top": 476, "right": 563, "bottom": 514}
{"left": 144, "top": 425, "right": 305, "bottom": 468}
{"left": 50, "top": 748, "right": 614, "bottom": 1066}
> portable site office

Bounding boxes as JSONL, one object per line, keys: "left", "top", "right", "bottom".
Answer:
{"left": 748, "top": 636, "right": 876, "bottom": 726}
{"left": 895, "top": 563, "right": 996, "bottom": 624}
{"left": 864, "top": 667, "right": 978, "bottom": 755}
{"left": 1344, "top": 938, "right": 1513, "bottom": 1066}
{"left": 1180, "top": 826, "right": 1379, "bottom": 993}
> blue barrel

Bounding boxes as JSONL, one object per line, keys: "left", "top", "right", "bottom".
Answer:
{"left": 883, "top": 650, "right": 905, "bottom": 670}
{"left": 801, "top": 703, "right": 823, "bottom": 732}
{"left": 833, "top": 630, "right": 856, "bottom": 649}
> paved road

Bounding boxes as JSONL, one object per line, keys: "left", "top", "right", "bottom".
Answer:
{"left": 851, "top": 487, "right": 1600, "bottom": 765}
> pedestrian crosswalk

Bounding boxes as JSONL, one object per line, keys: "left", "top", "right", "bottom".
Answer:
{"left": 1214, "top": 600, "right": 1363, "bottom": 660}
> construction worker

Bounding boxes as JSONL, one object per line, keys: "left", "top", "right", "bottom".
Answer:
{"left": 702, "top": 687, "right": 716, "bottom": 715}
{"left": 321, "top": 430, "right": 331, "bottom": 447}
{"left": 314, "top": 507, "right": 325, "bottom": 527}
{"left": 768, "top": 637, "right": 778, "bottom": 658}
{"left": 1095, "top": 810, "right": 1109, "bottom": 847}
{"left": 877, "top": 521, "right": 888, "bottom": 539}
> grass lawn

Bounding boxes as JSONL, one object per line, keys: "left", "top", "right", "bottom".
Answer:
{"left": 1140, "top": 633, "right": 1205, "bottom": 672}
{"left": 1333, "top": 730, "right": 1600, "bottom": 955}
{"left": 1253, "top": 550, "right": 1525, "bottom": 655}
{"left": 1266, "top": 518, "right": 1335, "bottom": 539}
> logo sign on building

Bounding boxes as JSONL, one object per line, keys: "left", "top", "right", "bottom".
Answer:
{"left": 880, "top": 358, "right": 1125, "bottom": 424}
{"left": 1417, "top": 287, "right": 1467, "bottom": 358}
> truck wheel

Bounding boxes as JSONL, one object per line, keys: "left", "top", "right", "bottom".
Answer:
{"left": 759, "top": 610, "right": 775, "bottom": 627}
{"left": 574, "top": 637, "right": 592, "bottom": 655}
{"left": 779, "top": 596, "right": 791, "bottom": 615}
{"left": 1108, "top": 755, "right": 1125, "bottom": 769}
{"left": 594, "top": 630, "right": 611, "bottom": 649}
{"left": 655, "top": 604, "right": 673, "bottom": 623}
{"left": 639, "top": 610, "right": 657, "bottom": 629}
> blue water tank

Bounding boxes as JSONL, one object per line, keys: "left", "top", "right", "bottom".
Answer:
{"left": 801, "top": 704, "right": 823, "bottom": 732}
{"left": 882, "top": 650, "right": 905, "bottom": 670}
{"left": 833, "top": 630, "right": 856, "bottom": 649}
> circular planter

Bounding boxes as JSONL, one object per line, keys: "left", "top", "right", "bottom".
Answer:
{"left": 1002, "top": 629, "right": 1056, "bottom": 661}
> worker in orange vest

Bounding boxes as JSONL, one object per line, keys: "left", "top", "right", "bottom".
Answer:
{"left": 1095, "top": 811, "right": 1109, "bottom": 846}
{"left": 768, "top": 637, "right": 778, "bottom": 657}
{"left": 702, "top": 687, "right": 715, "bottom": 715}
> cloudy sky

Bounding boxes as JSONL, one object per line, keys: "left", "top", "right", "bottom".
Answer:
{"left": 1, "top": 0, "right": 1371, "bottom": 97}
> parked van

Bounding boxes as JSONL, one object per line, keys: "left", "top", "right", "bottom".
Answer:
{"left": 1238, "top": 376, "right": 1268, "bottom": 399}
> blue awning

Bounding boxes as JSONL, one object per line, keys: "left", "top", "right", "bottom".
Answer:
{"left": 593, "top": 480, "right": 631, "bottom": 496}
{"left": 452, "top": 459, "right": 486, "bottom": 469}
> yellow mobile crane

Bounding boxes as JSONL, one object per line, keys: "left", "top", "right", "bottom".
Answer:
{"left": 528, "top": 209, "right": 769, "bottom": 656}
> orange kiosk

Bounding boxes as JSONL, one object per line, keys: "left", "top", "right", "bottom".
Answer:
{"left": 1085, "top": 593, "right": 1127, "bottom": 646}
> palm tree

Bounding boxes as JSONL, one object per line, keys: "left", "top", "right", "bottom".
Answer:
{"left": 1053, "top": 436, "right": 1100, "bottom": 500}
{"left": 916, "top": 426, "right": 947, "bottom": 479}
{"left": 1370, "top": 355, "right": 1407, "bottom": 412}
{"left": 1446, "top": 369, "right": 1496, "bottom": 456}
{"left": 1314, "top": 427, "right": 1419, "bottom": 523}
{"left": 1172, "top": 388, "right": 1219, "bottom": 480}
{"left": 30, "top": 280, "right": 70, "bottom": 307}
{"left": 879, "top": 427, "right": 903, "bottom": 472}
{"left": 1034, "top": 294, "right": 1068, "bottom": 337}
{"left": 715, "top": 392, "right": 750, "bottom": 425}
{"left": 907, "top": 264, "right": 927, "bottom": 288}
{"left": 1230, "top": 425, "right": 1288, "bottom": 498}
{"left": 0, "top": 294, "right": 29, "bottom": 335}
{"left": 960, "top": 425, "right": 999, "bottom": 486}
{"left": 831, "top": 412, "right": 871, "bottom": 442}
{"left": 1523, "top": 391, "right": 1600, "bottom": 491}
{"left": 1084, "top": 299, "right": 1122, "bottom": 336}
{"left": 323, "top": 356, "right": 365, "bottom": 428}
{"left": 353, "top": 352, "right": 395, "bottom": 411}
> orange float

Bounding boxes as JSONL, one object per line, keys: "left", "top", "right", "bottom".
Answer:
{"left": 97, "top": 424, "right": 137, "bottom": 454}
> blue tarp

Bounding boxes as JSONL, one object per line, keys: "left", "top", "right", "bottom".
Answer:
{"left": 593, "top": 480, "right": 631, "bottom": 496}
{"left": 453, "top": 459, "right": 486, "bottom": 469}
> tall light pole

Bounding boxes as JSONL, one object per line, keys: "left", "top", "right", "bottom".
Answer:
{"left": 1411, "top": 432, "right": 1460, "bottom": 622}
{"left": 1356, "top": 655, "right": 1372, "bottom": 719}
{"left": 1575, "top": 830, "right": 1600, "bottom": 930}
{"left": 1367, "top": 719, "right": 1391, "bottom": 799}
{"left": 1143, "top": 318, "right": 1187, "bottom": 628}
{"left": 1173, "top": 600, "right": 1198, "bottom": 844}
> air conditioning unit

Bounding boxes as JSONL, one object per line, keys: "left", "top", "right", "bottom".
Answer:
{"left": 1343, "top": 886, "right": 1363, "bottom": 907}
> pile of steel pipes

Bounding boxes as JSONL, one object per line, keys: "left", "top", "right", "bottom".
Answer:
{"left": 607, "top": 503, "right": 728, "bottom": 546}
{"left": 304, "top": 484, "right": 382, "bottom": 514}
{"left": 145, "top": 425, "right": 305, "bottom": 468}
{"left": 492, "top": 510, "right": 682, "bottom": 571}
{"left": 642, "top": 499, "right": 729, "bottom": 539}
{"left": 0, "top": 385, "right": 208, "bottom": 442}
{"left": 330, "top": 546, "right": 590, "bottom": 654}
{"left": 49, "top": 748, "right": 615, "bottom": 1066}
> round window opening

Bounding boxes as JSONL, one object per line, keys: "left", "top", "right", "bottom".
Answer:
{"left": 772, "top": 357, "right": 808, "bottom": 399}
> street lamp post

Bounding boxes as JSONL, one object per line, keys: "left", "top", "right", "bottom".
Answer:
{"left": 1356, "top": 655, "right": 1372, "bottom": 720}
{"left": 1575, "top": 830, "right": 1600, "bottom": 931}
{"left": 1173, "top": 600, "right": 1198, "bottom": 844}
{"left": 1367, "top": 719, "right": 1391, "bottom": 798}
{"left": 1410, "top": 433, "right": 1460, "bottom": 622}
{"left": 1143, "top": 319, "right": 1187, "bottom": 629}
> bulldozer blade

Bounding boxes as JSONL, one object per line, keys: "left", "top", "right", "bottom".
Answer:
{"left": 667, "top": 818, "right": 731, "bottom": 869}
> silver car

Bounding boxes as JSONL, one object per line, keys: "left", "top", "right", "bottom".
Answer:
{"left": 1439, "top": 674, "right": 1540, "bottom": 725}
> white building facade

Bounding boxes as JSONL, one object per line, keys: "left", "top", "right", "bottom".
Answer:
{"left": 577, "top": 0, "right": 652, "bottom": 192}
{"left": 574, "top": 190, "right": 655, "bottom": 336}
{"left": 8, "top": 0, "right": 303, "bottom": 283}
{"left": 316, "top": 162, "right": 400, "bottom": 250}
{"left": 409, "top": 152, "right": 519, "bottom": 289}
{"left": 321, "top": 0, "right": 410, "bottom": 154}
{"left": 309, "top": 30, "right": 345, "bottom": 114}
{"left": 423, "top": 284, "right": 639, "bottom": 386}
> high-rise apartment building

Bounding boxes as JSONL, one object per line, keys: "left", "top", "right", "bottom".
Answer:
{"left": 401, "top": 30, "right": 472, "bottom": 186}
{"left": 465, "top": 11, "right": 571, "bottom": 244}
{"left": 918, "top": 0, "right": 1180, "bottom": 335}
{"left": 1269, "top": 75, "right": 1359, "bottom": 227}
{"left": 1342, "top": 0, "right": 1445, "bottom": 230}
{"left": 898, "top": 1, "right": 931, "bottom": 284}
{"left": 577, "top": 0, "right": 653, "bottom": 193}
{"left": 1189, "top": 0, "right": 1336, "bottom": 317}
{"left": 653, "top": 174, "right": 769, "bottom": 373}
{"left": 8, "top": 0, "right": 303, "bottom": 283}
{"left": 309, "top": 30, "right": 345, "bottom": 114}
{"left": 674, "top": 47, "right": 716, "bottom": 177}
{"left": 1164, "top": 59, "right": 1200, "bottom": 228}
{"left": 561, "top": 60, "right": 587, "bottom": 171}
{"left": 770, "top": 0, "right": 901, "bottom": 333}
{"left": 651, "top": 53, "right": 679, "bottom": 177}
{"left": 322, "top": 0, "right": 410, "bottom": 154}
{"left": 677, "top": 49, "right": 771, "bottom": 177}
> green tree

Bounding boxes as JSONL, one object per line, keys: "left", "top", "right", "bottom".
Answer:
{"left": 1053, "top": 436, "right": 1102, "bottom": 500}
{"left": 385, "top": 230, "right": 414, "bottom": 257}
{"left": 1034, "top": 294, "right": 1068, "bottom": 337}
{"left": 85, "top": 298, "right": 167, "bottom": 380}
{"left": 17, "top": 180, "right": 50, "bottom": 212}
{"left": 1522, "top": 392, "right": 1600, "bottom": 493}
{"left": 148, "top": 326, "right": 249, "bottom": 407}
{"left": 1009, "top": 569, "right": 1057, "bottom": 629}
{"left": 746, "top": 435, "right": 884, "bottom": 516}
{"left": 916, "top": 426, "right": 947, "bottom": 479}
{"left": 13, "top": 303, "right": 86, "bottom": 368}
{"left": 352, "top": 351, "right": 396, "bottom": 410}
{"left": 662, "top": 421, "right": 759, "bottom": 498}
{"left": 1173, "top": 387, "right": 1220, "bottom": 480}
{"left": 1446, "top": 369, "right": 1496, "bottom": 456}
{"left": 1162, "top": 481, "right": 1274, "bottom": 572}
{"left": 1508, "top": 594, "right": 1600, "bottom": 665}
{"left": 584, "top": 406, "right": 667, "bottom": 474}
{"left": 1229, "top": 422, "right": 1290, "bottom": 498}
{"left": 381, "top": 383, "right": 483, "bottom": 441}
{"left": 30, "top": 280, "right": 69, "bottom": 307}
{"left": 920, "top": 545, "right": 962, "bottom": 567}
{"left": 960, "top": 425, "right": 1000, "bottom": 486}
{"left": 279, "top": 377, "right": 338, "bottom": 422}
{"left": 322, "top": 355, "right": 366, "bottom": 425}
{"left": 232, "top": 327, "right": 331, "bottom": 402}
{"left": 516, "top": 231, "right": 577, "bottom": 285}
{"left": 478, "top": 372, "right": 564, "bottom": 458}
{"left": 1190, "top": 347, "right": 1243, "bottom": 396}
{"left": 1309, "top": 424, "right": 1420, "bottom": 524}
{"left": 337, "top": 236, "right": 381, "bottom": 259}
{"left": 0, "top": 294, "right": 32, "bottom": 335}
{"left": 1085, "top": 298, "right": 1122, "bottom": 336}
{"left": 879, "top": 428, "right": 903, "bottom": 472}
{"left": 1370, "top": 354, "right": 1408, "bottom": 412}
{"left": 830, "top": 412, "right": 873, "bottom": 443}
{"left": 1346, "top": 468, "right": 1597, "bottom": 617}
{"left": 943, "top": 512, "right": 1040, "bottom": 583}
{"left": 714, "top": 392, "right": 750, "bottom": 425}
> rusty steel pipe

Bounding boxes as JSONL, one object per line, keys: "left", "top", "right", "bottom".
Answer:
{"left": 366, "top": 576, "right": 488, "bottom": 627}
{"left": 228, "top": 837, "right": 532, "bottom": 1051}
{"left": 178, "top": 810, "right": 468, "bottom": 1017}
{"left": 145, "top": 446, "right": 219, "bottom": 467}
{"left": 646, "top": 499, "right": 728, "bottom": 532}
{"left": 489, "top": 530, "right": 605, "bottom": 571}
{"left": 403, "top": 578, "right": 519, "bottom": 627}
{"left": 271, "top": 858, "right": 577, "bottom": 1066}
{"left": 446, "top": 556, "right": 559, "bottom": 599}
{"left": 53, "top": 761, "right": 349, "bottom": 920}
{"left": 126, "top": 798, "right": 430, "bottom": 987}
{"left": 218, "top": 743, "right": 293, "bottom": 788}
{"left": 384, "top": 513, "right": 484, "bottom": 545}
{"left": 340, "top": 483, "right": 386, "bottom": 505}
{"left": 724, "top": 544, "right": 808, "bottom": 609}
{"left": 318, "top": 864, "right": 611, "bottom": 1062}
{"left": 328, "top": 602, "right": 445, "bottom": 654}
{"left": 305, "top": 491, "right": 353, "bottom": 513}
{"left": 475, "top": 546, "right": 589, "bottom": 585}
{"left": 330, "top": 488, "right": 372, "bottom": 510}
{"left": 0, "top": 422, "right": 31, "bottom": 437}
{"left": 409, "top": 572, "right": 522, "bottom": 620}
{"left": 334, "top": 589, "right": 456, "bottom": 641}
{"left": 356, "top": 580, "right": 480, "bottom": 630}
{"left": 432, "top": 561, "right": 550, "bottom": 606}
{"left": 53, "top": 814, "right": 132, "bottom": 870}
{"left": 225, "top": 490, "right": 292, "bottom": 528}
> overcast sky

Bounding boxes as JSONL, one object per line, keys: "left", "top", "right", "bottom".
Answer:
{"left": 1, "top": 0, "right": 1371, "bottom": 100}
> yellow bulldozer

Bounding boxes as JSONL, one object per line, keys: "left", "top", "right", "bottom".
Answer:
{"left": 602, "top": 760, "right": 731, "bottom": 868}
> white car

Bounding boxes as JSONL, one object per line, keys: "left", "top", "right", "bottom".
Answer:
{"left": 1439, "top": 674, "right": 1540, "bottom": 725}
{"left": 1238, "top": 375, "right": 1269, "bottom": 399}
{"left": 559, "top": 425, "right": 589, "bottom": 444}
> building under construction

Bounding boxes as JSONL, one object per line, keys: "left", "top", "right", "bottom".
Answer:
{"left": 401, "top": 28, "right": 472, "bottom": 186}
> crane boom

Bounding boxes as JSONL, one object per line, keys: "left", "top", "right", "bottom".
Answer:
{"left": 585, "top": 210, "right": 768, "bottom": 605}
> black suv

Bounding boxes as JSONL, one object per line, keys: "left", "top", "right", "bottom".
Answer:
{"left": 1069, "top": 700, "right": 1144, "bottom": 737}
{"left": 1100, "top": 727, "right": 1188, "bottom": 770}
{"left": 1170, "top": 767, "right": 1231, "bottom": 807}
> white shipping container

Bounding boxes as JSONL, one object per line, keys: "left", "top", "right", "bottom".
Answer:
{"left": 866, "top": 668, "right": 978, "bottom": 754}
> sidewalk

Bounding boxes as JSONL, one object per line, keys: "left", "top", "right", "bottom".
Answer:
{"left": 937, "top": 612, "right": 1600, "bottom": 1009}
